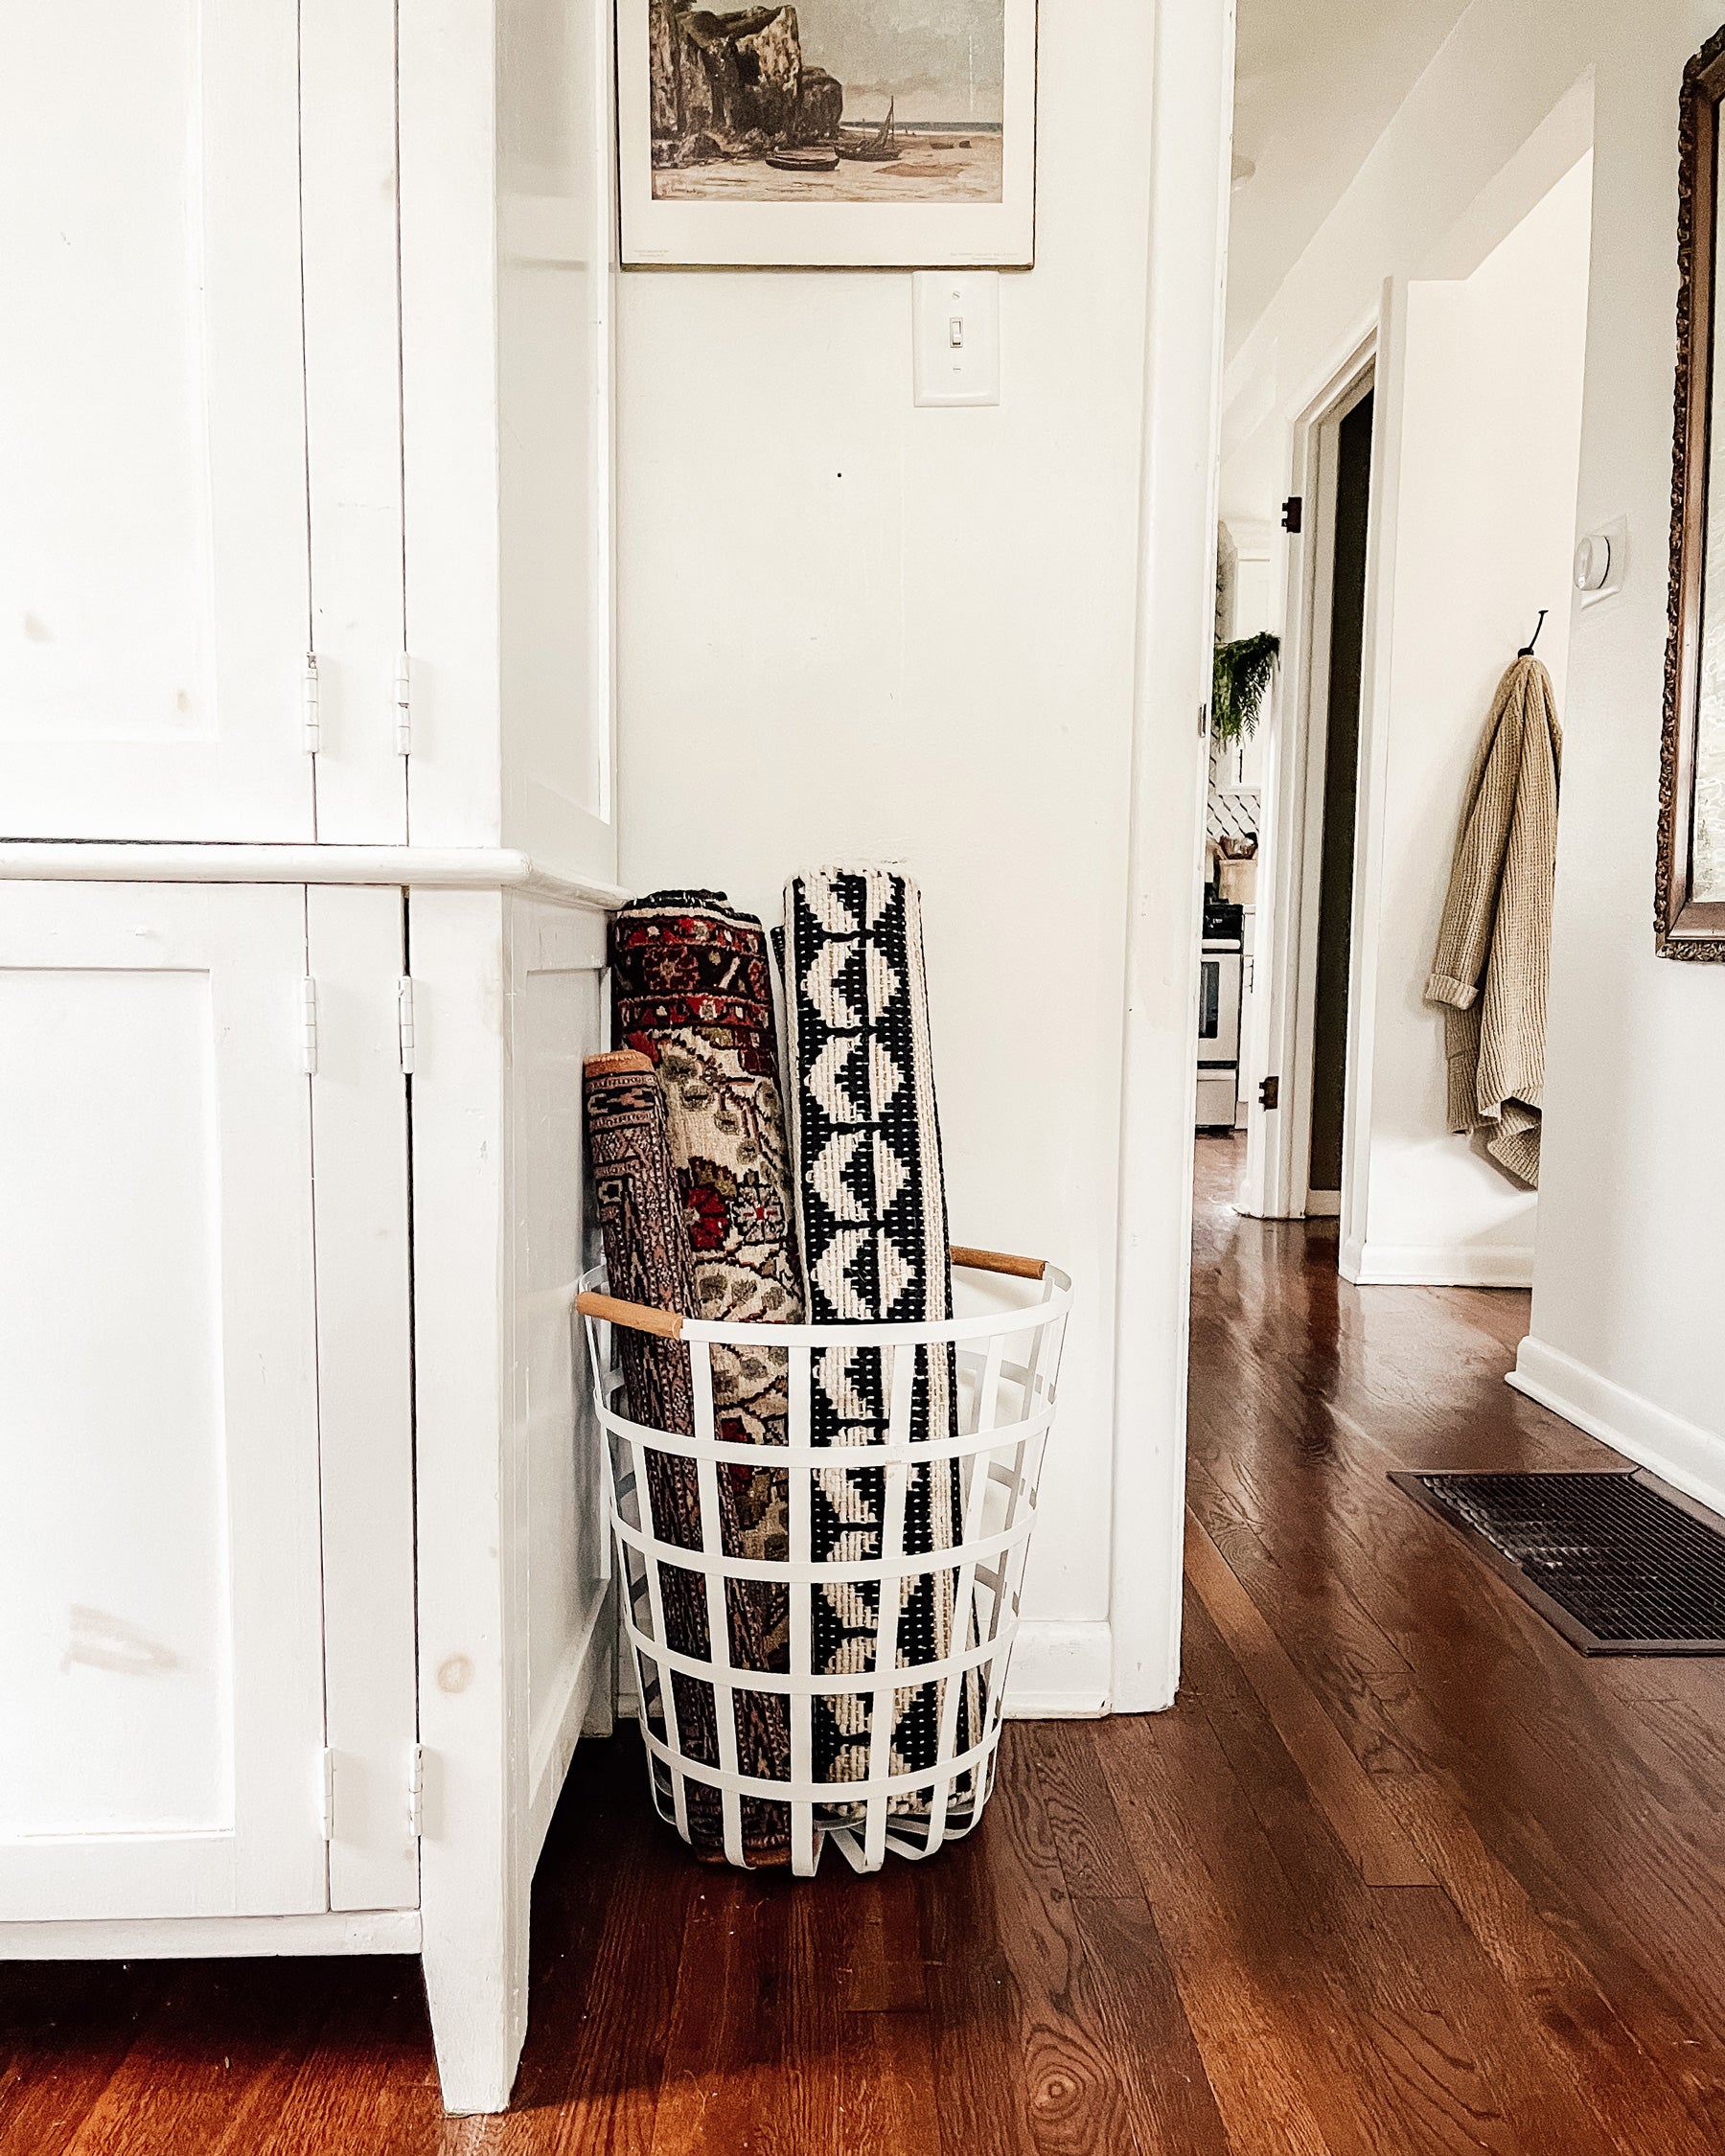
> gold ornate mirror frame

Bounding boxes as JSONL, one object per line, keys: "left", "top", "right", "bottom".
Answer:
{"left": 1662, "top": 28, "right": 1725, "bottom": 958}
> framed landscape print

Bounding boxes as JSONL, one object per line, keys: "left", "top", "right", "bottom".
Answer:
{"left": 618, "top": 1, "right": 1038, "bottom": 268}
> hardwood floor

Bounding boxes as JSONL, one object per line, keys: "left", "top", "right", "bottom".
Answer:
{"left": 8, "top": 1134, "right": 1725, "bottom": 2151}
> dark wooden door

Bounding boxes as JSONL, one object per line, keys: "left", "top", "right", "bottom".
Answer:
{"left": 1309, "top": 388, "right": 1374, "bottom": 1199}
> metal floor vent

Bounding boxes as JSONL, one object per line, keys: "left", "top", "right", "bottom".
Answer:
{"left": 1389, "top": 1470, "right": 1725, "bottom": 1655}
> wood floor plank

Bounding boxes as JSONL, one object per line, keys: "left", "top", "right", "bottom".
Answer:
{"left": 1181, "top": 1587, "right": 1614, "bottom": 2156}
{"left": 53, "top": 1960, "right": 340, "bottom": 2156}
{"left": 0, "top": 1964, "right": 150, "bottom": 2156}
{"left": 492, "top": 1740, "right": 696, "bottom": 2156}
{"left": 922, "top": 1732, "right": 1150, "bottom": 2155}
{"left": 1184, "top": 1511, "right": 1435, "bottom": 1887}
{"left": 251, "top": 1972, "right": 444, "bottom": 2156}
{"left": 1202, "top": 1389, "right": 1725, "bottom": 2065}
{"left": 1189, "top": 1464, "right": 1725, "bottom": 2152}
{"left": 837, "top": 2004, "right": 943, "bottom": 2156}
{"left": 1026, "top": 1721, "right": 1231, "bottom": 2154}
{"left": 1091, "top": 1706, "right": 1353, "bottom": 2156}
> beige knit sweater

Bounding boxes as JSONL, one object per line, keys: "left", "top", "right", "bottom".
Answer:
{"left": 1424, "top": 654, "right": 1562, "bottom": 1189}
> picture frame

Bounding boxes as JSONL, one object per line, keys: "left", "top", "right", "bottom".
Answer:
{"left": 1659, "top": 23, "right": 1725, "bottom": 960}
{"left": 617, "top": 1, "right": 1038, "bottom": 269}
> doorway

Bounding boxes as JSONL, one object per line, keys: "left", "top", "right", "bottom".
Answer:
{"left": 1305, "top": 383, "right": 1374, "bottom": 1214}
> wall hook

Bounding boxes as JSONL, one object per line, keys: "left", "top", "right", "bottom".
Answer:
{"left": 1519, "top": 608, "right": 1549, "bottom": 658}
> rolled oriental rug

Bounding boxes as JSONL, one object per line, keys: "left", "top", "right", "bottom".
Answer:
{"left": 782, "top": 868, "right": 978, "bottom": 1823}
{"left": 608, "top": 893, "right": 803, "bottom": 1827}
{"left": 583, "top": 1049, "right": 789, "bottom": 1864}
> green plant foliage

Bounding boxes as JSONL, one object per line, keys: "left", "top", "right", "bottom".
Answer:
{"left": 1212, "top": 631, "right": 1280, "bottom": 747}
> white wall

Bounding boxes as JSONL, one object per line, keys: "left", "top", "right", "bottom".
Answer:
{"left": 1346, "top": 156, "right": 1592, "bottom": 1287}
{"left": 1222, "top": 0, "right": 1725, "bottom": 1496}
{"left": 615, "top": 5, "right": 1231, "bottom": 1710}
{"left": 1516, "top": 9, "right": 1725, "bottom": 1507}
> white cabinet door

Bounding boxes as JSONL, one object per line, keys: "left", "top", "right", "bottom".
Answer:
{"left": 0, "top": 883, "right": 327, "bottom": 1920}
{"left": 0, "top": 3, "right": 313, "bottom": 840}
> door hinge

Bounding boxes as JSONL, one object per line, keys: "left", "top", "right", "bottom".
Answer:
{"left": 303, "top": 653, "right": 322, "bottom": 754}
{"left": 319, "top": 1748, "right": 336, "bottom": 1841}
{"left": 298, "top": 976, "right": 319, "bottom": 1077}
{"left": 1199, "top": 700, "right": 1210, "bottom": 738}
{"left": 1259, "top": 1074, "right": 1280, "bottom": 1111}
{"left": 408, "top": 1743, "right": 426, "bottom": 1838}
{"left": 393, "top": 653, "right": 412, "bottom": 757}
{"left": 1281, "top": 495, "right": 1303, "bottom": 535}
{"left": 397, "top": 975, "right": 416, "bottom": 1074}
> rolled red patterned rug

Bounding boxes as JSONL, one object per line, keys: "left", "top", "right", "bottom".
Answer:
{"left": 583, "top": 1046, "right": 790, "bottom": 1864}
{"left": 608, "top": 892, "right": 804, "bottom": 1696}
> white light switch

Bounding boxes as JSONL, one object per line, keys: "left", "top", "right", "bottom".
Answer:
{"left": 913, "top": 272, "right": 1000, "bottom": 407}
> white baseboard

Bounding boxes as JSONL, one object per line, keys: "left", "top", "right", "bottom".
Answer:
{"left": 1002, "top": 1620, "right": 1113, "bottom": 1719}
{"left": 1343, "top": 1237, "right": 1534, "bottom": 1289}
{"left": 1510, "top": 1337, "right": 1725, "bottom": 1517}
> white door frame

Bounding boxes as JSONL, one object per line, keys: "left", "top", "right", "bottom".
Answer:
{"left": 1107, "top": 0, "right": 1235, "bottom": 1714}
{"left": 1240, "top": 309, "right": 1387, "bottom": 1227}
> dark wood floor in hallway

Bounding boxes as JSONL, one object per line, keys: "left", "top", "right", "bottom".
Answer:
{"left": 9, "top": 1134, "right": 1725, "bottom": 2152}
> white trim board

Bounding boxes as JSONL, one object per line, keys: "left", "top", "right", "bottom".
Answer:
{"left": 0, "top": 842, "right": 627, "bottom": 910}
{"left": 1001, "top": 1620, "right": 1113, "bottom": 1720}
{"left": 0, "top": 1909, "right": 422, "bottom": 1961}
{"left": 1107, "top": 0, "right": 1235, "bottom": 1719}
{"left": 525, "top": 1586, "right": 613, "bottom": 1873}
{"left": 1510, "top": 1338, "right": 1725, "bottom": 1518}
{"left": 1344, "top": 1238, "right": 1534, "bottom": 1289}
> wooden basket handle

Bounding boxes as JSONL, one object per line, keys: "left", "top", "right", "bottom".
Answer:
{"left": 573, "top": 1291, "right": 687, "bottom": 1342}
{"left": 575, "top": 1243, "right": 1048, "bottom": 1341}
{"left": 950, "top": 1244, "right": 1048, "bottom": 1283}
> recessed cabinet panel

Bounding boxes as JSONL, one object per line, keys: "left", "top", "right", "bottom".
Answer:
{"left": 0, "top": 884, "right": 326, "bottom": 1921}
{"left": 0, "top": 1, "right": 312, "bottom": 839}
{"left": 1, "top": 970, "right": 230, "bottom": 1841}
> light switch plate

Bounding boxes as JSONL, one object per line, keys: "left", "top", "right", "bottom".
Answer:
{"left": 912, "top": 271, "right": 1000, "bottom": 407}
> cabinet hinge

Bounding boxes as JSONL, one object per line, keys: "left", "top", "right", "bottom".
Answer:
{"left": 393, "top": 653, "right": 412, "bottom": 757}
{"left": 1259, "top": 1074, "right": 1280, "bottom": 1112}
{"left": 397, "top": 975, "right": 416, "bottom": 1075}
{"left": 319, "top": 1748, "right": 336, "bottom": 1841}
{"left": 303, "top": 653, "right": 321, "bottom": 754}
{"left": 298, "top": 976, "right": 319, "bottom": 1077}
{"left": 408, "top": 1744, "right": 426, "bottom": 1838}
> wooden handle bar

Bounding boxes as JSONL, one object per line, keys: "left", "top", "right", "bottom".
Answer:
{"left": 951, "top": 1244, "right": 1048, "bottom": 1282}
{"left": 574, "top": 1291, "right": 685, "bottom": 1342}
{"left": 576, "top": 1245, "right": 1048, "bottom": 1342}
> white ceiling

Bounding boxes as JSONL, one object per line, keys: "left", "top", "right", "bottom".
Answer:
{"left": 1227, "top": 0, "right": 1476, "bottom": 356}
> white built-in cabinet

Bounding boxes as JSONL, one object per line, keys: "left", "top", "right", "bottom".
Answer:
{"left": 0, "top": 0, "right": 621, "bottom": 2118}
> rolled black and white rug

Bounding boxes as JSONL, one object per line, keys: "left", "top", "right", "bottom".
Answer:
{"left": 783, "top": 868, "right": 977, "bottom": 1816}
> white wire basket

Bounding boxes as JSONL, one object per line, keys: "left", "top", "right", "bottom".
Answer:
{"left": 577, "top": 1246, "right": 1072, "bottom": 1877}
